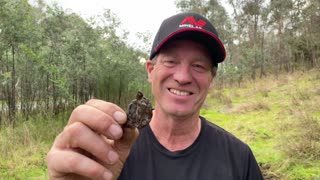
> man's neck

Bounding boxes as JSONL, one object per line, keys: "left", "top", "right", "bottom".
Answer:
{"left": 149, "top": 110, "right": 201, "bottom": 152}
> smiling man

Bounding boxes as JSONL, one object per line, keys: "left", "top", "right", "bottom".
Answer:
{"left": 46, "top": 12, "right": 263, "bottom": 180}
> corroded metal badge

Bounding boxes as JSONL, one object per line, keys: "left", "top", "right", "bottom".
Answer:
{"left": 124, "top": 91, "right": 153, "bottom": 129}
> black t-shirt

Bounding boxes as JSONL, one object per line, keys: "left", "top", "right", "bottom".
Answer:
{"left": 119, "top": 117, "right": 263, "bottom": 180}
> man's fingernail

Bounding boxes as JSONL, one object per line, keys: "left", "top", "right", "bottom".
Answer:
{"left": 107, "top": 150, "right": 119, "bottom": 163}
{"left": 113, "top": 111, "right": 126, "bottom": 124}
{"left": 103, "top": 171, "right": 113, "bottom": 180}
{"left": 108, "top": 124, "right": 123, "bottom": 139}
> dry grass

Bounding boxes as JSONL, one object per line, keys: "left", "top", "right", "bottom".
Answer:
{"left": 224, "top": 101, "right": 270, "bottom": 113}
{"left": 209, "top": 90, "right": 233, "bottom": 107}
{"left": 281, "top": 107, "right": 320, "bottom": 160}
{"left": 0, "top": 116, "right": 66, "bottom": 178}
{"left": 208, "top": 69, "right": 320, "bottom": 179}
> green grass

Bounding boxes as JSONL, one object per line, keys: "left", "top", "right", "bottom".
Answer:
{"left": 0, "top": 70, "right": 319, "bottom": 179}
{"left": 202, "top": 69, "right": 320, "bottom": 179}
{"left": 0, "top": 114, "right": 68, "bottom": 179}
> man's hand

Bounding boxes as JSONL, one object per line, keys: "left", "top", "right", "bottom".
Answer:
{"left": 46, "top": 99, "right": 139, "bottom": 180}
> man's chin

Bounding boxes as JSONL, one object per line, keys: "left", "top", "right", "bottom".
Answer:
{"left": 166, "top": 108, "right": 196, "bottom": 118}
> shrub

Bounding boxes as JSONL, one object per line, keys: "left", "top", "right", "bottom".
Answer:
{"left": 280, "top": 109, "right": 320, "bottom": 160}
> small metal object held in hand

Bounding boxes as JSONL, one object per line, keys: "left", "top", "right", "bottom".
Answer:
{"left": 124, "top": 91, "right": 153, "bottom": 129}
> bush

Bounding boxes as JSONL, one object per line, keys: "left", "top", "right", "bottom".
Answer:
{"left": 280, "top": 109, "right": 320, "bottom": 160}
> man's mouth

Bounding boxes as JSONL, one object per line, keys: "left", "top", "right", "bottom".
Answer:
{"left": 169, "top": 88, "right": 192, "bottom": 96}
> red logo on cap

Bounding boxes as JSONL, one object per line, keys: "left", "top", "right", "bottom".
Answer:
{"left": 180, "top": 16, "right": 207, "bottom": 28}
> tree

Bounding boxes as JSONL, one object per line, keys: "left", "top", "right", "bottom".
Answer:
{"left": 268, "top": 0, "right": 294, "bottom": 75}
{"left": 0, "top": 0, "right": 40, "bottom": 122}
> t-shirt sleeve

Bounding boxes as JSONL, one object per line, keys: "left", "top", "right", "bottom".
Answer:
{"left": 245, "top": 147, "right": 264, "bottom": 180}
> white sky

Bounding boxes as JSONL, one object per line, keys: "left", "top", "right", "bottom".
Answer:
{"left": 42, "top": 0, "right": 179, "bottom": 50}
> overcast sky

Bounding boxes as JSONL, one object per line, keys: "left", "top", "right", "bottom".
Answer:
{"left": 42, "top": 0, "right": 179, "bottom": 48}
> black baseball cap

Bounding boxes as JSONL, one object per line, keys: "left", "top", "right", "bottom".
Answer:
{"left": 150, "top": 12, "right": 226, "bottom": 65}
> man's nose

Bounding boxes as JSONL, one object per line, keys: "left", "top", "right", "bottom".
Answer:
{"left": 173, "top": 64, "right": 192, "bottom": 84}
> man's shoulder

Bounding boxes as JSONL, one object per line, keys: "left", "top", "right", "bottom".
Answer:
{"left": 200, "top": 116, "right": 250, "bottom": 150}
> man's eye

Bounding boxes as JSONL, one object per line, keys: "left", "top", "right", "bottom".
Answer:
{"left": 192, "top": 64, "right": 208, "bottom": 72}
{"left": 163, "top": 60, "right": 177, "bottom": 67}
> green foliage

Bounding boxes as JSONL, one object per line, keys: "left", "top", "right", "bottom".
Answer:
{"left": 0, "top": 0, "right": 151, "bottom": 121}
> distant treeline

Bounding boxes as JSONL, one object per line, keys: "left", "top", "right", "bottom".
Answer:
{"left": 0, "top": 0, "right": 319, "bottom": 123}
{"left": 0, "top": 0, "right": 150, "bottom": 123}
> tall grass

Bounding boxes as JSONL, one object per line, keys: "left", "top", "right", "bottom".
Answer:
{"left": 204, "top": 69, "right": 320, "bottom": 179}
{"left": 0, "top": 113, "right": 68, "bottom": 178}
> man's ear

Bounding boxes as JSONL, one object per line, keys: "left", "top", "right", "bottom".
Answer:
{"left": 209, "top": 80, "right": 214, "bottom": 90}
{"left": 146, "top": 60, "right": 154, "bottom": 83}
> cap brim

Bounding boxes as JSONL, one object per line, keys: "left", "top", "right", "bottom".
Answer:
{"left": 154, "top": 29, "right": 226, "bottom": 63}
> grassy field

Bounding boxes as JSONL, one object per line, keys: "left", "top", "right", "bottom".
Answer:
{"left": 0, "top": 70, "right": 319, "bottom": 179}
{"left": 202, "top": 69, "right": 320, "bottom": 179}
{"left": 0, "top": 114, "right": 68, "bottom": 179}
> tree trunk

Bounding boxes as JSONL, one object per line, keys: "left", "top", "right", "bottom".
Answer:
{"left": 278, "top": 16, "right": 284, "bottom": 72}
{"left": 9, "top": 45, "right": 16, "bottom": 123}
{"left": 53, "top": 74, "right": 58, "bottom": 115}
{"left": 118, "top": 71, "right": 122, "bottom": 106}
{"left": 260, "top": 31, "right": 266, "bottom": 78}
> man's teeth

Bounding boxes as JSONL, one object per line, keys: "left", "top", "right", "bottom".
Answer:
{"left": 169, "top": 89, "right": 190, "bottom": 96}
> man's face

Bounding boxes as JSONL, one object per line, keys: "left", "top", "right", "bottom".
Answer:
{"left": 146, "top": 39, "right": 214, "bottom": 119}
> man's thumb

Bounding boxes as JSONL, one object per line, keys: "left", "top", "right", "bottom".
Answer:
{"left": 114, "top": 128, "right": 139, "bottom": 161}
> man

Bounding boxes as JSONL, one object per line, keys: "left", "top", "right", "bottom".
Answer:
{"left": 46, "top": 12, "right": 263, "bottom": 180}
